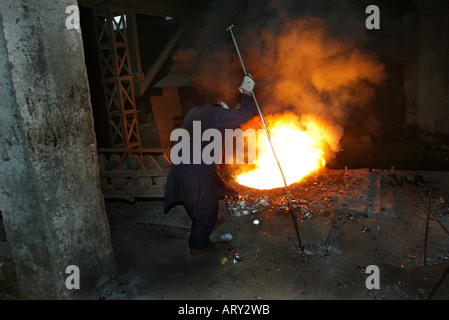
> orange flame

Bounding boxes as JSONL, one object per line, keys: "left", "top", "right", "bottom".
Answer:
{"left": 236, "top": 112, "right": 337, "bottom": 190}
{"left": 172, "top": 16, "right": 385, "bottom": 191}
{"left": 232, "top": 18, "right": 384, "bottom": 190}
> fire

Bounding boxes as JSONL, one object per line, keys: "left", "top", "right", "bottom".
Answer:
{"left": 231, "top": 17, "right": 383, "bottom": 190}
{"left": 173, "top": 15, "right": 384, "bottom": 191}
{"left": 236, "top": 113, "right": 329, "bottom": 190}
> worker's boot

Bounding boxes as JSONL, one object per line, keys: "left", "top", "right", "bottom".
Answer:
{"left": 190, "top": 241, "right": 216, "bottom": 256}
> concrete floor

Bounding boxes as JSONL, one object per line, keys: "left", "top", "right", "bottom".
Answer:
{"left": 89, "top": 168, "right": 449, "bottom": 300}
{"left": 1, "top": 168, "right": 448, "bottom": 300}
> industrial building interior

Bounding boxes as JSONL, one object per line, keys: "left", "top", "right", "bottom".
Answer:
{"left": 0, "top": 0, "right": 448, "bottom": 302}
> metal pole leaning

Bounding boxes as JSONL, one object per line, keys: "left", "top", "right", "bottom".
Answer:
{"left": 227, "top": 25, "right": 304, "bottom": 253}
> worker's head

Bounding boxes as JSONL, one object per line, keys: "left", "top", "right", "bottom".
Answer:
{"left": 213, "top": 101, "right": 229, "bottom": 109}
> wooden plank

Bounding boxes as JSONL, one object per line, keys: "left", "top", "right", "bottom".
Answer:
{"left": 102, "top": 188, "right": 166, "bottom": 199}
{"left": 100, "top": 170, "right": 169, "bottom": 177}
{"left": 140, "top": 24, "right": 189, "bottom": 95}
{"left": 98, "top": 147, "right": 170, "bottom": 153}
{"left": 150, "top": 86, "right": 183, "bottom": 149}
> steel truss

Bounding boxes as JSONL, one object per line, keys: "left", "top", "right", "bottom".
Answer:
{"left": 93, "top": 5, "right": 142, "bottom": 149}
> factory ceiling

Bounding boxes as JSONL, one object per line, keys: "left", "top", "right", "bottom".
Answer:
{"left": 78, "top": 0, "right": 208, "bottom": 17}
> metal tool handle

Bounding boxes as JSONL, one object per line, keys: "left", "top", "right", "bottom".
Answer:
{"left": 227, "top": 25, "right": 249, "bottom": 75}
{"left": 227, "top": 25, "right": 272, "bottom": 148}
{"left": 227, "top": 25, "right": 304, "bottom": 252}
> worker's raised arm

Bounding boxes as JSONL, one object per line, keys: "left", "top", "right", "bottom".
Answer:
{"left": 212, "top": 75, "right": 256, "bottom": 130}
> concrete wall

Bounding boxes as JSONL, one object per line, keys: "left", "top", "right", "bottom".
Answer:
{"left": 0, "top": 0, "right": 115, "bottom": 299}
{"left": 404, "top": 1, "right": 449, "bottom": 134}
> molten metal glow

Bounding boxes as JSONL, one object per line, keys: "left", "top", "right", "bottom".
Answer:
{"left": 236, "top": 114, "right": 327, "bottom": 190}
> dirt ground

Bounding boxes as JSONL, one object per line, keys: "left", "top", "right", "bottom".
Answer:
{"left": 91, "top": 168, "right": 449, "bottom": 300}
{"left": 1, "top": 168, "right": 448, "bottom": 301}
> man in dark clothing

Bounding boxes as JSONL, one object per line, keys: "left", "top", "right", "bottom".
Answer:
{"left": 163, "top": 75, "right": 256, "bottom": 255}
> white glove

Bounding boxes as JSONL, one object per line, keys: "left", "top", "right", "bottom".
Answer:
{"left": 239, "top": 74, "right": 255, "bottom": 93}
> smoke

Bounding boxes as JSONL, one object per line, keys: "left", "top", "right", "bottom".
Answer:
{"left": 171, "top": 0, "right": 386, "bottom": 159}
{"left": 271, "top": 17, "right": 385, "bottom": 121}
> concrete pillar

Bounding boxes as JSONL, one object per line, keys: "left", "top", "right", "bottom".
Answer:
{"left": 0, "top": 0, "right": 116, "bottom": 299}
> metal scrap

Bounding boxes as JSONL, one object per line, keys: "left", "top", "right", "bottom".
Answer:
{"left": 225, "top": 196, "right": 270, "bottom": 217}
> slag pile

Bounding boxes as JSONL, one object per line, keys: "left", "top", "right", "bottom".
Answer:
{"left": 276, "top": 196, "right": 314, "bottom": 220}
{"left": 225, "top": 195, "right": 270, "bottom": 217}
{"left": 225, "top": 194, "right": 315, "bottom": 221}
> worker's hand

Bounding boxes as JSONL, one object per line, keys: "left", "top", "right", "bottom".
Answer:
{"left": 239, "top": 74, "right": 255, "bottom": 95}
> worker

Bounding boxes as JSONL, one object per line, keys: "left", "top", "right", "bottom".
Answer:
{"left": 163, "top": 75, "right": 256, "bottom": 256}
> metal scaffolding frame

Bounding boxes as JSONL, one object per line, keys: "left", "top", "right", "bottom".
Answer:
{"left": 90, "top": 3, "right": 193, "bottom": 199}
{"left": 93, "top": 5, "right": 142, "bottom": 149}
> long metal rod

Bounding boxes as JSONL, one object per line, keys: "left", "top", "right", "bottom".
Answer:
{"left": 423, "top": 189, "right": 432, "bottom": 266}
{"left": 426, "top": 262, "right": 449, "bottom": 300}
{"left": 402, "top": 177, "right": 449, "bottom": 236}
{"left": 227, "top": 25, "right": 304, "bottom": 252}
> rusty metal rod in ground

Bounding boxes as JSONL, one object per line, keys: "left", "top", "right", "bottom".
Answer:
{"left": 426, "top": 262, "right": 449, "bottom": 300}
{"left": 227, "top": 24, "right": 304, "bottom": 252}
{"left": 402, "top": 177, "right": 449, "bottom": 236}
{"left": 423, "top": 188, "right": 432, "bottom": 266}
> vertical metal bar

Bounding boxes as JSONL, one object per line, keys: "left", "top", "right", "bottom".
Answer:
{"left": 125, "top": 9, "right": 143, "bottom": 96}
{"left": 227, "top": 25, "right": 304, "bottom": 252}
{"left": 423, "top": 188, "right": 432, "bottom": 265}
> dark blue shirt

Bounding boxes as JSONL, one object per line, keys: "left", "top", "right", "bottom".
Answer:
{"left": 171, "top": 93, "right": 256, "bottom": 174}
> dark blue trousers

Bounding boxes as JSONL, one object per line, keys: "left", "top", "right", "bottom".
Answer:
{"left": 164, "top": 169, "right": 219, "bottom": 250}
